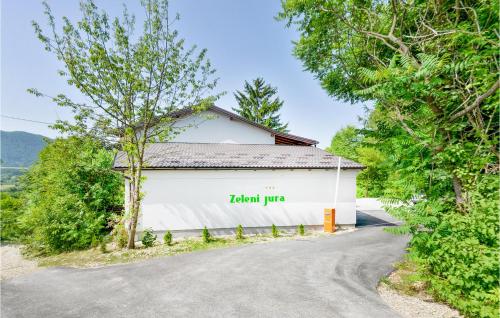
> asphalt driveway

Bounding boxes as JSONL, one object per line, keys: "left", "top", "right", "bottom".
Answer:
{"left": 1, "top": 210, "right": 408, "bottom": 318}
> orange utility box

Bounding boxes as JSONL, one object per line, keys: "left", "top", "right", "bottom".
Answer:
{"left": 324, "top": 208, "right": 336, "bottom": 233}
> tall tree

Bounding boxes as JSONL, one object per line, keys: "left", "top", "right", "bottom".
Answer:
{"left": 279, "top": 1, "right": 499, "bottom": 316}
{"left": 30, "top": 0, "right": 222, "bottom": 248}
{"left": 325, "top": 125, "right": 360, "bottom": 161}
{"left": 326, "top": 125, "right": 387, "bottom": 197}
{"left": 279, "top": 0, "right": 498, "bottom": 206}
{"left": 233, "top": 78, "right": 289, "bottom": 132}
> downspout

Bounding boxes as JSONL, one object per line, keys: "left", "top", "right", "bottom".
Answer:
{"left": 334, "top": 156, "right": 342, "bottom": 208}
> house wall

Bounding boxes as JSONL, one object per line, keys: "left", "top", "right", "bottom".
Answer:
{"left": 135, "top": 169, "right": 359, "bottom": 235}
{"left": 170, "top": 111, "right": 275, "bottom": 144}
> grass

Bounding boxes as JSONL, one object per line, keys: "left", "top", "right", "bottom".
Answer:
{"left": 29, "top": 230, "right": 334, "bottom": 268}
{"left": 380, "top": 258, "right": 431, "bottom": 299}
{"left": 34, "top": 237, "right": 240, "bottom": 268}
{"left": 379, "top": 258, "right": 465, "bottom": 317}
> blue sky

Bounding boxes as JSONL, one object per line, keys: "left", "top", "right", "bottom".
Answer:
{"left": 1, "top": 0, "right": 368, "bottom": 148}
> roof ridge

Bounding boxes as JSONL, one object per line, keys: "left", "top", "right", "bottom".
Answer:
{"left": 171, "top": 105, "right": 319, "bottom": 145}
{"left": 146, "top": 142, "right": 316, "bottom": 147}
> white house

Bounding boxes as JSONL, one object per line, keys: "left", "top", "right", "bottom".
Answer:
{"left": 113, "top": 106, "right": 363, "bottom": 237}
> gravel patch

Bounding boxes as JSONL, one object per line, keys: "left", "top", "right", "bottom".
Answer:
{"left": 378, "top": 283, "right": 463, "bottom": 318}
{"left": 1, "top": 245, "right": 38, "bottom": 280}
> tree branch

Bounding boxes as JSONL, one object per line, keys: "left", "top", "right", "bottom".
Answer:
{"left": 393, "top": 105, "right": 424, "bottom": 143}
{"left": 450, "top": 80, "right": 499, "bottom": 121}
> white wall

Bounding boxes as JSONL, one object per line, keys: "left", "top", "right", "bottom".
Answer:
{"left": 135, "top": 169, "right": 359, "bottom": 232}
{"left": 170, "top": 111, "right": 275, "bottom": 144}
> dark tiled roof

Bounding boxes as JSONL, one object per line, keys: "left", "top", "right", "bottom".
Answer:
{"left": 113, "top": 143, "right": 364, "bottom": 170}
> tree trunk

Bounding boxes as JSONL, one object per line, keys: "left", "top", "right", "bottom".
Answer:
{"left": 127, "top": 168, "right": 142, "bottom": 249}
{"left": 452, "top": 174, "right": 465, "bottom": 206}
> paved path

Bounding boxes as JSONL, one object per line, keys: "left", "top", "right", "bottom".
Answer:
{"left": 1, "top": 211, "right": 408, "bottom": 318}
{"left": 0, "top": 244, "right": 38, "bottom": 280}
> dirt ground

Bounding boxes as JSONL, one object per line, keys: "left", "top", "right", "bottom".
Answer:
{"left": 378, "top": 270, "right": 463, "bottom": 318}
{"left": 1, "top": 244, "right": 38, "bottom": 280}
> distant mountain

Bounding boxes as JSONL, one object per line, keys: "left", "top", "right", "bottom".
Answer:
{"left": 1, "top": 131, "right": 49, "bottom": 167}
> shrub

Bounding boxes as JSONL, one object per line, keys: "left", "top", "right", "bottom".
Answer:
{"left": 22, "top": 193, "right": 106, "bottom": 253}
{"left": 163, "top": 230, "right": 172, "bottom": 246}
{"left": 19, "top": 137, "right": 123, "bottom": 254}
{"left": 202, "top": 226, "right": 211, "bottom": 243}
{"left": 141, "top": 228, "right": 156, "bottom": 248}
{"left": 0, "top": 192, "right": 24, "bottom": 241}
{"left": 297, "top": 224, "right": 305, "bottom": 236}
{"left": 114, "top": 223, "right": 129, "bottom": 249}
{"left": 99, "top": 237, "right": 108, "bottom": 253}
{"left": 272, "top": 224, "right": 279, "bottom": 238}
{"left": 387, "top": 175, "right": 500, "bottom": 317}
{"left": 236, "top": 225, "right": 244, "bottom": 240}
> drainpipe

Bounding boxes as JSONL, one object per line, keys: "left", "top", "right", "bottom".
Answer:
{"left": 334, "top": 156, "right": 342, "bottom": 208}
{"left": 324, "top": 156, "right": 342, "bottom": 233}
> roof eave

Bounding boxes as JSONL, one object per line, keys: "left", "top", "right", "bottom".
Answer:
{"left": 113, "top": 166, "right": 364, "bottom": 170}
{"left": 174, "top": 105, "right": 319, "bottom": 146}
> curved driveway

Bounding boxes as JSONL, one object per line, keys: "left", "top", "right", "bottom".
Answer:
{"left": 1, "top": 210, "right": 408, "bottom": 318}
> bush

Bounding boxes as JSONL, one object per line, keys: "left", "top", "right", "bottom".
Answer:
{"left": 0, "top": 192, "right": 23, "bottom": 241}
{"left": 272, "top": 224, "right": 279, "bottom": 238}
{"left": 297, "top": 224, "right": 305, "bottom": 236}
{"left": 236, "top": 224, "right": 244, "bottom": 240}
{"left": 141, "top": 228, "right": 156, "bottom": 248}
{"left": 423, "top": 190, "right": 499, "bottom": 318}
{"left": 163, "top": 230, "right": 172, "bottom": 246}
{"left": 99, "top": 237, "right": 109, "bottom": 253}
{"left": 202, "top": 226, "right": 211, "bottom": 243}
{"left": 19, "top": 137, "right": 123, "bottom": 254}
{"left": 113, "top": 222, "right": 129, "bottom": 249}
{"left": 387, "top": 175, "right": 499, "bottom": 317}
{"left": 23, "top": 194, "right": 107, "bottom": 253}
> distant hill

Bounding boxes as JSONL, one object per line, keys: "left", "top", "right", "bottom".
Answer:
{"left": 1, "top": 131, "right": 49, "bottom": 167}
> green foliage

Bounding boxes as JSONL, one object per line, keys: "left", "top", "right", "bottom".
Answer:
{"left": 235, "top": 224, "right": 244, "bottom": 240}
{"left": 381, "top": 259, "right": 429, "bottom": 296}
{"left": 326, "top": 126, "right": 388, "bottom": 197}
{"left": 325, "top": 126, "right": 360, "bottom": 161}
{"left": 141, "top": 228, "right": 156, "bottom": 248}
{"left": 99, "top": 237, "right": 108, "bottom": 254}
{"left": 297, "top": 224, "right": 305, "bottom": 236}
{"left": 280, "top": 1, "right": 499, "bottom": 316}
{"left": 202, "top": 226, "right": 211, "bottom": 243}
{"left": 31, "top": 0, "right": 222, "bottom": 249}
{"left": 271, "top": 224, "right": 279, "bottom": 238}
{"left": 355, "top": 147, "right": 387, "bottom": 198}
{"left": 163, "top": 231, "right": 173, "bottom": 246}
{"left": 20, "top": 137, "right": 123, "bottom": 254}
{"left": 233, "top": 78, "right": 289, "bottom": 132}
{"left": 113, "top": 222, "right": 129, "bottom": 249}
{"left": 388, "top": 175, "right": 499, "bottom": 317}
{"left": 0, "top": 192, "right": 23, "bottom": 241}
